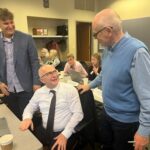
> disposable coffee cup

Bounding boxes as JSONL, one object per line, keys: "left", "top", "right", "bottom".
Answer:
{"left": 0, "top": 134, "right": 13, "bottom": 150}
{"left": 59, "top": 71, "right": 64, "bottom": 79}
{"left": 60, "top": 71, "right": 64, "bottom": 77}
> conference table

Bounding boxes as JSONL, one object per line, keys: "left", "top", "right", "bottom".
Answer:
{"left": 91, "top": 88, "right": 103, "bottom": 103}
{"left": 59, "top": 73, "right": 103, "bottom": 103}
{"left": 0, "top": 104, "right": 43, "bottom": 150}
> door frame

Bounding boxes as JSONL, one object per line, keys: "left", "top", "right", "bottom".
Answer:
{"left": 76, "top": 21, "right": 93, "bottom": 61}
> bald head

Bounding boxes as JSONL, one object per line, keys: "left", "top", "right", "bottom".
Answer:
{"left": 92, "top": 8, "right": 122, "bottom": 33}
{"left": 38, "top": 65, "right": 55, "bottom": 78}
{"left": 39, "top": 65, "right": 59, "bottom": 88}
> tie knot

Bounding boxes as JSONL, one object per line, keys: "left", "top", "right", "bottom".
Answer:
{"left": 50, "top": 90, "right": 55, "bottom": 94}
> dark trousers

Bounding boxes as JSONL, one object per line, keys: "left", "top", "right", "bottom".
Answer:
{"left": 34, "top": 125, "right": 77, "bottom": 150}
{"left": 98, "top": 109, "right": 139, "bottom": 150}
{"left": 2, "top": 91, "right": 33, "bottom": 120}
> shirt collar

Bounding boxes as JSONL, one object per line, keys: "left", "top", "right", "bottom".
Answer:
{"left": 1, "top": 32, "right": 14, "bottom": 42}
{"left": 108, "top": 32, "right": 129, "bottom": 52}
{"left": 44, "top": 82, "right": 60, "bottom": 93}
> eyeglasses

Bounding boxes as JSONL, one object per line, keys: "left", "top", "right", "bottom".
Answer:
{"left": 40, "top": 70, "right": 58, "bottom": 79}
{"left": 93, "top": 26, "right": 113, "bottom": 38}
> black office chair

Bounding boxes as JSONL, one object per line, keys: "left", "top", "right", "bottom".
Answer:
{"left": 79, "top": 60, "right": 90, "bottom": 74}
{"left": 74, "top": 90, "right": 98, "bottom": 150}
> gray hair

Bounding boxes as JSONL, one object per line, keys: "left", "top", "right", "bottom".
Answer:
{"left": 0, "top": 8, "right": 14, "bottom": 21}
{"left": 95, "top": 9, "right": 122, "bottom": 33}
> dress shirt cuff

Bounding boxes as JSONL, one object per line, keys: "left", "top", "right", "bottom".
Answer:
{"left": 137, "top": 125, "right": 150, "bottom": 137}
{"left": 23, "top": 114, "right": 33, "bottom": 120}
{"left": 61, "top": 129, "right": 73, "bottom": 139}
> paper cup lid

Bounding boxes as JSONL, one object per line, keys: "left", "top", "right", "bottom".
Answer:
{"left": 0, "top": 134, "right": 13, "bottom": 145}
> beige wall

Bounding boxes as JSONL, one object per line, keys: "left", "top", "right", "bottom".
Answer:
{"left": 1, "top": 0, "right": 150, "bottom": 57}
{"left": 95, "top": 0, "right": 150, "bottom": 52}
{"left": 97, "top": 0, "right": 150, "bottom": 20}
{"left": 0, "top": 0, "right": 96, "bottom": 57}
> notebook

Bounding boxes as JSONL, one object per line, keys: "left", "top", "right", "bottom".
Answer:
{"left": 69, "top": 70, "right": 83, "bottom": 83}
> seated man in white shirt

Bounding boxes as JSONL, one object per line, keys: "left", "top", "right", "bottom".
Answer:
{"left": 64, "top": 53, "right": 88, "bottom": 77}
{"left": 20, "top": 65, "right": 83, "bottom": 150}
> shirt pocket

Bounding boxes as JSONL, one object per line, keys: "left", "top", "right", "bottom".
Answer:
{"left": 55, "top": 98, "right": 68, "bottom": 110}
{"left": 39, "top": 100, "right": 50, "bottom": 112}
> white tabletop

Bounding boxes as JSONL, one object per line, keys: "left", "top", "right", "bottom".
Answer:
{"left": 0, "top": 104, "right": 42, "bottom": 150}
{"left": 92, "top": 88, "right": 103, "bottom": 103}
{"left": 59, "top": 72, "right": 103, "bottom": 103}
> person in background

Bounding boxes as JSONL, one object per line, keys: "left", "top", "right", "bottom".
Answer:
{"left": 88, "top": 53, "right": 101, "bottom": 81}
{"left": 39, "top": 48, "right": 49, "bottom": 65}
{"left": 20, "top": 65, "right": 83, "bottom": 150}
{"left": 64, "top": 53, "right": 88, "bottom": 77}
{"left": 0, "top": 8, "right": 41, "bottom": 119}
{"left": 46, "top": 49, "right": 60, "bottom": 67}
{"left": 78, "top": 8, "right": 150, "bottom": 150}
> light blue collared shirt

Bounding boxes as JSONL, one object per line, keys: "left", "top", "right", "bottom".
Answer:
{"left": 2, "top": 33, "right": 24, "bottom": 93}
{"left": 90, "top": 46, "right": 150, "bottom": 136}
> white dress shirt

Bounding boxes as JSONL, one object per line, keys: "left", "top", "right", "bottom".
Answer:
{"left": 23, "top": 82, "right": 83, "bottom": 138}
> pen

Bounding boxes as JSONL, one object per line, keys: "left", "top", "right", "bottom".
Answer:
{"left": 128, "top": 141, "right": 148, "bottom": 150}
{"left": 128, "top": 141, "right": 135, "bottom": 144}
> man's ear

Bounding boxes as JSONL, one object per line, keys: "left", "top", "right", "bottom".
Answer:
{"left": 105, "top": 26, "right": 113, "bottom": 33}
{"left": 40, "top": 78, "right": 45, "bottom": 84}
{"left": 105, "top": 27, "right": 113, "bottom": 37}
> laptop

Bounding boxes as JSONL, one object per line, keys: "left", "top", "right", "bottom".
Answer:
{"left": 69, "top": 70, "right": 83, "bottom": 83}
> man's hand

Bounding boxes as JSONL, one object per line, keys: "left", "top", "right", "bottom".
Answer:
{"left": 77, "top": 84, "right": 90, "bottom": 94}
{"left": 51, "top": 134, "right": 67, "bottom": 150}
{"left": 0, "top": 82, "right": 9, "bottom": 96}
{"left": 19, "top": 119, "right": 34, "bottom": 131}
{"left": 134, "top": 132, "right": 149, "bottom": 150}
{"left": 33, "top": 85, "right": 41, "bottom": 91}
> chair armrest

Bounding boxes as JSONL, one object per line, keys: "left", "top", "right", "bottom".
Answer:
{"left": 74, "top": 119, "right": 93, "bottom": 132}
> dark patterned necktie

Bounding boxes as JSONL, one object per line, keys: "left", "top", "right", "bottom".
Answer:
{"left": 46, "top": 90, "right": 56, "bottom": 140}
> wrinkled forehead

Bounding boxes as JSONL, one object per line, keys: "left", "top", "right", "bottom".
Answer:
{"left": 92, "top": 18, "right": 103, "bottom": 33}
{"left": 39, "top": 65, "right": 55, "bottom": 76}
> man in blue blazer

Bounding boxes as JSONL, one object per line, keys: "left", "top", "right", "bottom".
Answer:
{"left": 0, "top": 8, "right": 41, "bottom": 119}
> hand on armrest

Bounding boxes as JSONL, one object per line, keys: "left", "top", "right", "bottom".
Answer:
{"left": 19, "top": 118, "right": 34, "bottom": 131}
{"left": 51, "top": 133, "right": 67, "bottom": 150}
{"left": 77, "top": 84, "right": 90, "bottom": 94}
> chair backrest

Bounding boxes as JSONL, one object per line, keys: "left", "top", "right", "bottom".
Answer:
{"left": 55, "top": 61, "right": 66, "bottom": 71}
{"left": 79, "top": 60, "right": 90, "bottom": 73}
{"left": 75, "top": 90, "right": 97, "bottom": 149}
{"left": 78, "top": 90, "right": 96, "bottom": 127}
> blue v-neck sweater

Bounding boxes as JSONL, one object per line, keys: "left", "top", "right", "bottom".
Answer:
{"left": 102, "top": 35, "right": 147, "bottom": 123}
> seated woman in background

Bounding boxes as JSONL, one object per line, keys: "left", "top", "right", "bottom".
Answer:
{"left": 88, "top": 53, "right": 101, "bottom": 81}
{"left": 46, "top": 49, "right": 60, "bottom": 67}
{"left": 39, "top": 48, "right": 49, "bottom": 65}
{"left": 64, "top": 53, "right": 88, "bottom": 77}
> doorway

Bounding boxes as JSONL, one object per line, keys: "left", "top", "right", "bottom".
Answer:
{"left": 76, "top": 22, "right": 92, "bottom": 61}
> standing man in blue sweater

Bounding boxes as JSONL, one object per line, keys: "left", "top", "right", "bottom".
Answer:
{"left": 79, "top": 8, "right": 150, "bottom": 150}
